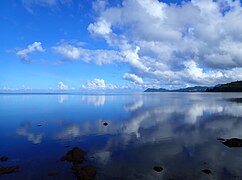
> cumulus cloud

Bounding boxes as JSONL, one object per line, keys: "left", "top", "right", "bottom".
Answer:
{"left": 123, "top": 73, "right": 144, "bottom": 85}
{"left": 88, "top": 18, "right": 112, "bottom": 36}
{"left": 16, "top": 42, "right": 44, "bottom": 62}
{"left": 87, "top": 0, "right": 242, "bottom": 87}
{"left": 53, "top": 43, "right": 81, "bottom": 60}
{"left": 81, "top": 78, "right": 118, "bottom": 90}
{"left": 58, "top": 82, "right": 68, "bottom": 90}
{"left": 53, "top": 42, "right": 123, "bottom": 65}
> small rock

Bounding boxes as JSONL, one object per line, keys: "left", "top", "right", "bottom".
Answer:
{"left": 72, "top": 165, "right": 96, "bottom": 180}
{"left": 153, "top": 166, "right": 163, "bottom": 172}
{"left": 103, "top": 122, "right": 108, "bottom": 126}
{"left": 65, "top": 146, "right": 70, "bottom": 148}
{"left": 48, "top": 171, "right": 59, "bottom": 176}
{"left": 0, "top": 156, "right": 8, "bottom": 162}
{"left": 218, "top": 138, "right": 242, "bottom": 148}
{"left": 37, "top": 124, "right": 42, "bottom": 127}
{"left": 90, "top": 156, "right": 95, "bottom": 159}
{"left": 0, "top": 166, "right": 19, "bottom": 175}
{"left": 61, "top": 147, "right": 87, "bottom": 164}
{"left": 202, "top": 169, "right": 212, "bottom": 174}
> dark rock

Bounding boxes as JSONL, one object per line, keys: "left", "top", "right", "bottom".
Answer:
{"left": 217, "top": 138, "right": 225, "bottom": 141}
{"left": 60, "top": 156, "right": 66, "bottom": 162}
{"left": 61, "top": 147, "right": 97, "bottom": 179}
{"left": 37, "top": 124, "right": 42, "bottom": 127}
{"left": 65, "top": 146, "right": 70, "bottom": 148}
{"left": 202, "top": 169, "right": 212, "bottom": 174}
{"left": 0, "top": 156, "right": 8, "bottom": 162}
{"left": 218, "top": 138, "right": 242, "bottom": 148}
{"left": 48, "top": 171, "right": 59, "bottom": 176}
{"left": 61, "top": 147, "right": 87, "bottom": 164}
{"left": 103, "top": 122, "right": 108, "bottom": 126}
{"left": 90, "top": 156, "right": 95, "bottom": 159}
{"left": 0, "top": 166, "right": 19, "bottom": 175}
{"left": 72, "top": 165, "right": 96, "bottom": 180}
{"left": 153, "top": 166, "right": 163, "bottom": 172}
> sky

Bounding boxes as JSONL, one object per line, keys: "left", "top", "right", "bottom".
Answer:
{"left": 1, "top": 0, "right": 242, "bottom": 91}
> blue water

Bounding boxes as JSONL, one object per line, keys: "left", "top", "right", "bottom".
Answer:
{"left": 1, "top": 93, "right": 242, "bottom": 179}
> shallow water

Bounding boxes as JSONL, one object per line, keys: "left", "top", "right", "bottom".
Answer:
{"left": 1, "top": 92, "right": 242, "bottom": 179}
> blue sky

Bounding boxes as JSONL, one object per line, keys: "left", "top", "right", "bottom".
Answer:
{"left": 1, "top": 0, "right": 242, "bottom": 91}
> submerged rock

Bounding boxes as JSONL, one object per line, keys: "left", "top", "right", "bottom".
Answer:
{"left": 61, "top": 147, "right": 96, "bottom": 179}
{"left": 0, "top": 166, "right": 19, "bottom": 175}
{"left": 218, "top": 138, "right": 242, "bottom": 148}
{"left": 103, "top": 122, "right": 108, "bottom": 126}
{"left": 153, "top": 166, "right": 163, "bottom": 172}
{"left": 72, "top": 165, "right": 96, "bottom": 180}
{"left": 61, "top": 147, "right": 87, "bottom": 164}
{"left": 0, "top": 156, "right": 8, "bottom": 162}
{"left": 202, "top": 169, "right": 212, "bottom": 174}
{"left": 48, "top": 171, "right": 59, "bottom": 176}
{"left": 37, "top": 124, "right": 42, "bottom": 127}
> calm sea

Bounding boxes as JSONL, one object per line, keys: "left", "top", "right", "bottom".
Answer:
{"left": 0, "top": 92, "right": 242, "bottom": 179}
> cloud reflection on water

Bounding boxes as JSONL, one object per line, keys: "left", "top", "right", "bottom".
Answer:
{"left": 58, "top": 95, "right": 68, "bottom": 104}
{"left": 16, "top": 123, "right": 44, "bottom": 144}
{"left": 11, "top": 93, "right": 242, "bottom": 179}
{"left": 54, "top": 93, "right": 242, "bottom": 179}
{"left": 81, "top": 95, "right": 106, "bottom": 106}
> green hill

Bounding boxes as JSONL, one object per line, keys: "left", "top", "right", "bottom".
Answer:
{"left": 206, "top": 81, "right": 242, "bottom": 92}
{"left": 144, "top": 86, "right": 208, "bottom": 92}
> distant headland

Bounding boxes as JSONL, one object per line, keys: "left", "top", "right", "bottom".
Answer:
{"left": 144, "top": 81, "right": 242, "bottom": 92}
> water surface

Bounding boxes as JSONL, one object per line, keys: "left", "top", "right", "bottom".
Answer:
{"left": 1, "top": 93, "right": 242, "bottom": 179}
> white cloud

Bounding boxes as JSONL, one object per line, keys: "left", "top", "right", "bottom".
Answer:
{"left": 16, "top": 42, "right": 44, "bottom": 62}
{"left": 58, "top": 82, "right": 68, "bottom": 90}
{"left": 123, "top": 73, "right": 144, "bottom": 85}
{"left": 92, "top": 0, "right": 107, "bottom": 13}
{"left": 87, "top": 0, "right": 242, "bottom": 87}
{"left": 82, "top": 78, "right": 106, "bottom": 89}
{"left": 53, "top": 43, "right": 81, "bottom": 60}
{"left": 22, "top": 0, "right": 72, "bottom": 12}
{"left": 81, "top": 78, "right": 119, "bottom": 90}
{"left": 53, "top": 43, "right": 123, "bottom": 65}
{"left": 88, "top": 18, "right": 112, "bottom": 36}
